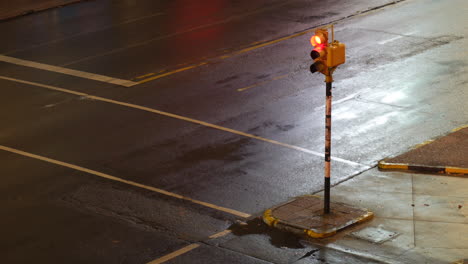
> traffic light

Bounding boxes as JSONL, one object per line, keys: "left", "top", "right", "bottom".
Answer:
{"left": 309, "top": 28, "right": 346, "bottom": 76}
{"left": 310, "top": 29, "right": 328, "bottom": 74}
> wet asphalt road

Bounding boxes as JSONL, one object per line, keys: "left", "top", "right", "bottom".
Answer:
{"left": 1, "top": 0, "right": 467, "bottom": 263}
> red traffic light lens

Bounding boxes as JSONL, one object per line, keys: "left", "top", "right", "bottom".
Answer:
{"left": 314, "top": 36, "right": 321, "bottom": 44}
{"left": 311, "top": 35, "right": 323, "bottom": 46}
{"left": 310, "top": 31, "right": 327, "bottom": 46}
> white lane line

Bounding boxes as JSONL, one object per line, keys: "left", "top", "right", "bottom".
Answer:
{"left": 378, "top": 31, "right": 418, "bottom": 45}
{"left": 314, "top": 92, "right": 359, "bottom": 111}
{"left": 0, "top": 76, "right": 369, "bottom": 169}
{"left": 0, "top": 145, "right": 251, "bottom": 218}
{"left": 0, "top": 55, "right": 138, "bottom": 87}
{"left": 147, "top": 229, "right": 233, "bottom": 264}
{"left": 147, "top": 244, "right": 200, "bottom": 264}
{"left": 378, "top": 35, "right": 403, "bottom": 45}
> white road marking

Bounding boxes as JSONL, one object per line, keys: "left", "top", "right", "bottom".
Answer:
{"left": 147, "top": 244, "right": 200, "bottom": 264}
{"left": 378, "top": 31, "right": 418, "bottom": 45}
{"left": 0, "top": 145, "right": 251, "bottom": 218}
{"left": 378, "top": 35, "right": 403, "bottom": 45}
{"left": 0, "top": 55, "right": 138, "bottom": 87}
{"left": 314, "top": 92, "right": 359, "bottom": 111}
{"left": 0, "top": 76, "right": 370, "bottom": 169}
{"left": 147, "top": 229, "right": 233, "bottom": 263}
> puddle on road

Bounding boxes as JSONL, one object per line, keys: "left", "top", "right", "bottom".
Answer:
{"left": 228, "top": 217, "right": 305, "bottom": 249}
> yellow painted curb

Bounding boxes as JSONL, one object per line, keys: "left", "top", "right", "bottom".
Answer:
{"left": 379, "top": 161, "right": 468, "bottom": 176}
{"left": 356, "top": 211, "right": 375, "bottom": 224}
{"left": 263, "top": 209, "right": 278, "bottom": 227}
{"left": 263, "top": 206, "right": 374, "bottom": 239}
{"left": 305, "top": 229, "right": 336, "bottom": 238}
{"left": 378, "top": 161, "right": 408, "bottom": 170}
{"left": 452, "top": 124, "right": 468, "bottom": 132}
{"left": 445, "top": 167, "right": 468, "bottom": 175}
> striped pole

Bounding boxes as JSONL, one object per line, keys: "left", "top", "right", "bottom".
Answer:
{"left": 324, "top": 78, "right": 332, "bottom": 214}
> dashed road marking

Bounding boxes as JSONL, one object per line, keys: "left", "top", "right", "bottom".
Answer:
{"left": 0, "top": 55, "right": 138, "bottom": 87}
{"left": 147, "top": 244, "right": 200, "bottom": 264}
{"left": 0, "top": 76, "right": 369, "bottom": 169}
{"left": 0, "top": 145, "right": 251, "bottom": 218}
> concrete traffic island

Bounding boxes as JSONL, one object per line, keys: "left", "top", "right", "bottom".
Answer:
{"left": 263, "top": 196, "right": 373, "bottom": 238}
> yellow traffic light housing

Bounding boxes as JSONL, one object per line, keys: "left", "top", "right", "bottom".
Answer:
{"left": 309, "top": 25, "right": 345, "bottom": 77}
{"left": 326, "top": 41, "right": 345, "bottom": 67}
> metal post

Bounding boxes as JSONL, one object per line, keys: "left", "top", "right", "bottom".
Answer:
{"left": 324, "top": 77, "right": 332, "bottom": 214}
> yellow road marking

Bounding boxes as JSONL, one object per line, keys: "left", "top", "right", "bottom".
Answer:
{"left": 138, "top": 63, "right": 207, "bottom": 84}
{"left": 208, "top": 229, "right": 232, "bottom": 239}
{"left": 233, "top": 31, "right": 310, "bottom": 55}
{"left": 147, "top": 244, "right": 200, "bottom": 264}
{"left": 0, "top": 144, "right": 251, "bottom": 218}
{"left": 135, "top": 73, "right": 155, "bottom": 79}
{"left": 237, "top": 74, "right": 289, "bottom": 92}
{"left": 136, "top": 30, "right": 313, "bottom": 84}
{"left": 0, "top": 76, "right": 368, "bottom": 169}
{"left": 133, "top": 0, "right": 408, "bottom": 85}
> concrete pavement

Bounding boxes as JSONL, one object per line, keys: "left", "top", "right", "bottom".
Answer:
{"left": 312, "top": 167, "right": 467, "bottom": 264}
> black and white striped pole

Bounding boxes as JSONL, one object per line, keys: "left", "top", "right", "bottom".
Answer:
{"left": 324, "top": 76, "right": 333, "bottom": 214}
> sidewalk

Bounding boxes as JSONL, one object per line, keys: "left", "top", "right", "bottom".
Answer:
{"left": 309, "top": 126, "right": 468, "bottom": 263}
{"left": 261, "top": 126, "right": 468, "bottom": 263}
{"left": 0, "top": 0, "right": 83, "bottom": 20}
{"left": 312, "top": 168, "right": 467, "bottom": 263}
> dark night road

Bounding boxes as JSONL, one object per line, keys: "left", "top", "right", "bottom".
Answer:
{"left": 1, "top": 0, "right": 467, "bottom": 263}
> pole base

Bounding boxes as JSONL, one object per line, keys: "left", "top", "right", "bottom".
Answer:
{"left": 263, "top": 195, "right": 373, "bottom": 238}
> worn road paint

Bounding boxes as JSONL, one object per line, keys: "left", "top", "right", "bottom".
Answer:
{"left": 0, "top": 55, "right": 137, "bottom": 87}
{"left": 0, "top": 145, "right": 251, "bottom": 218}
{"left": 0, "top": 76, "right": 369, "bottom": 169}
{"left": 208, "top": 229, "right": 232, "bottom": 239}
{"left": 138, "top": 63, "right": 207, "bottom": 84}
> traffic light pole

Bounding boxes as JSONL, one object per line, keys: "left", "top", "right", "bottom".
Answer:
{"left": 324, "top": 74, "right": 333, "bottom": 214}
{"left": 309, "top": 25, "right": 344, "bottom": 214}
